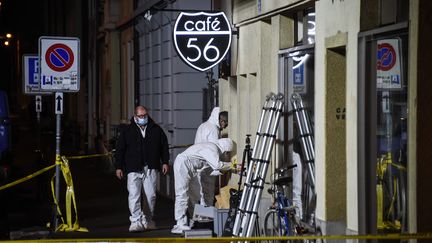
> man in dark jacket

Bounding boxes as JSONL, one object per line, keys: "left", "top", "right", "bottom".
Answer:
{"left": 115, "top": 106, "right": 169, "bottom": 232}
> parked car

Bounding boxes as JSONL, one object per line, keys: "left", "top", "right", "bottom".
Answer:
{"left": 0, "top": 90, "right": 11, "bottom": 178}
{"left": 0, "top": 90, "right": 11, "bottom": 239}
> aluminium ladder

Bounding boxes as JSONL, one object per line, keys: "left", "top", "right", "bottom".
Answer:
{"left": 232, "top": 92, "right": 284, "bottom": 237}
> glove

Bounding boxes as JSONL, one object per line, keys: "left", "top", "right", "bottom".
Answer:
{"left": 220, "top": 162, "right": 232, "bottom": 172}
{"left": 210, "top": 170, "right": 222, "bottom": 176}
{"left": 231, "top": 158, "right": 238, "bottom": 170}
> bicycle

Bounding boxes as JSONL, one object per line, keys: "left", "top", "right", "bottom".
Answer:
{"left": 263, "top": 166, "right": 322, "bottom": 243}
{"left": 263, "top": 166, "right": 299, "bottom": 241}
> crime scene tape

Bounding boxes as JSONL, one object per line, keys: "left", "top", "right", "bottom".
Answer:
{"left": 0, "top": 152, "right": 116, "bottom": 232}
{"left": 169, "top": 144, "right": 193, "bottom": 149}
{"left": 47, "top": 155, "right": 88, "bottom": 232}
{"left": 0, "top": 163, "right": 57, "bottom": 191}
{"left": 15, "top": 232, "right": 432, "bottom": 242}
{"left": 0, "top": 151, "right": 114, "bottom": 192}
{"left": 65, "top": 152, "right": 114, "bottom": 160}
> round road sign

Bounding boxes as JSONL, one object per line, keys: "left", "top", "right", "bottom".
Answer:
{"left": 45, "top": 43, "right": 74, "bottom": 72}
{"left": 377, "top": 43, "right": 396, "bottom": 72}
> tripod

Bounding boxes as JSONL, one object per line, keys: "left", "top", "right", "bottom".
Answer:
{"left": 222, "top": 134, "right": 252, "bottom": 236}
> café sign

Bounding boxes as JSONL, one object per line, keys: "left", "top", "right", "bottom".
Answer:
{"left": 173, "top": 12, "right": 232, "bottom": 72}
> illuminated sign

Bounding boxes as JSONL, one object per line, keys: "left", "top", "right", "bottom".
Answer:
{"left": 173, "top": 12, "right": 232, "bottom": 72}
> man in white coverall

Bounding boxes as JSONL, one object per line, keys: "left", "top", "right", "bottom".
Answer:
{"left": 171, "top": 138, "right": 233, "bottom": 234}
{"left": 115, "top": 106, "right": 170, "bottom": 232}
{"left": 190, "top": 107, "right": 228, "bottom": 210}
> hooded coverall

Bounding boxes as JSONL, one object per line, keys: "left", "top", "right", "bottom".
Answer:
{"left": 190, "top": 107, "right": 221, "bottom": 208}
{"left": 173, "top": 138, "right": 233, "bottom": 227}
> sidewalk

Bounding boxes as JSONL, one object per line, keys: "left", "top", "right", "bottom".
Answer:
{"left": 4, "top": 113, "right": 180, "bottom": 240}
{"left": 7, "top": 154, "right": 180, "bottom": 240}
{"left": 47, "top": 155, "right": 179, "bottom": 239}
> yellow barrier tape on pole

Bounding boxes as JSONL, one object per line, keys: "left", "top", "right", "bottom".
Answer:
{"left": 49, "top": 155, "right": 88, "bottom": 232}
{"left": 50, "top": 164, "right": 65, "bottom": 228}
{"left": 0, "top": 163, "right": 57, "bottom": 191}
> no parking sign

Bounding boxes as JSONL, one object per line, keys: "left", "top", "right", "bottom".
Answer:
{"left": 376, "top": 38, "right": 402, "bottom": 90}
{"left": 39, "top": 36, "right": 80, "bottom": 92}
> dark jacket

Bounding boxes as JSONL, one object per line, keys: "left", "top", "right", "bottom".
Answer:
{"left": 115, "top": 117, "right": 169, "bottom": 174}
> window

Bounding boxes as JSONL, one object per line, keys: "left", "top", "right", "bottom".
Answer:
{"left": 295, "top": 8, "right": 315, "bottom": 45}
{"left": 359, "top": 25, "right": 408, "bottom": 234}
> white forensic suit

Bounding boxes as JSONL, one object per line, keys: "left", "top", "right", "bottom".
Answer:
{"left": 171, "top": 138, "right": 233, "bottom": 234}
{"left": 292, "top": 151, "right": 303, "bottom": 219}
{"left": 189, "top": 107, "right": 221, "bottom": 209}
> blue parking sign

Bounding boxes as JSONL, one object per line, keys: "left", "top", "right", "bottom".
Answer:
{"left": 23, "top": 55, "right": 51, "bottom": 95}
{"left": 28, "top": 56, "right": 38, "bottom": 85}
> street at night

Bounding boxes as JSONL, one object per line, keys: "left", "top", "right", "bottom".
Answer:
{"left": 1, "top": 0, "right": 432, "bottom": 242}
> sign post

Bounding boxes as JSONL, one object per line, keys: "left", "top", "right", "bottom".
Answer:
{"left": 22, "top": 54, "right": 52, "bottom": 197}
{"left": 35, "top": 95, "right": 42, "bottom": 151}
{"left": 39, "top": 36, "right": 80, "bottom": 230}
{"left": 23, "top": 54, "right": 50, "bottom": 142}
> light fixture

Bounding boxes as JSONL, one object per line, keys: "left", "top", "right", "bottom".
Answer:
{"left": 1, "top": 33, "right": 13, "bottom": 46}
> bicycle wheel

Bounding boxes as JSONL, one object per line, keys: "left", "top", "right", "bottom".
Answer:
{"left": 264, "top": 209, "right": 301, "bottom": 243}
{"left": 264, "top": 209, "right": 285, "bottom": 242}
{"left": 264, "top": 209, "right": 283, "bottom": 235}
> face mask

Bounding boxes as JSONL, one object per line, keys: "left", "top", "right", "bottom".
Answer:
{"left": 136, "top": 117, "right": 148, "bottom": 126}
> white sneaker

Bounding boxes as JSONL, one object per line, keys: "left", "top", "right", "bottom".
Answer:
{"left": 129, "top": 221, "right": 144, "bottom": 232}
{"left": 171, "top": 224, "right": 191, "bottom": 234}
{"left": 143, "top": 220, "right": 157, "bottom": 230}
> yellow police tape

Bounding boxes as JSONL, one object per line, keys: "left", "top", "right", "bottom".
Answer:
{"left": 169, "top": 144, "right": 193, "bottom": 149}
{"left": 65, "top": 152, "right": 113, "bottom": 160}
{"left": 48, "top": 155, "right": 88, "bottom": 232}
{"left": 0, "top": 152, "right": 116, "bottom": 232}
{"left": 14, "top": 233, "right": 432, "bottom": 242}
{"left": 0, "top": 152, "right": 115, "bottom": 192}
{"left": 0, "top": 163, "right": 57, "bottom": 191}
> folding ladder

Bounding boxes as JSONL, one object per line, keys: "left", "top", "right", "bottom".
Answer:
{"left": 232, "top": 92, "right": 284, "bottom": 237}
{"left": 290, "top": 92, "right": 316, "bottom": 225}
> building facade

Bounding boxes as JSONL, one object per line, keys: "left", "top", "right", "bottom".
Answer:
{"left": 93, "top": 0, "right": 432, "bottom": 236}
{"left": 96, "top": 0, "right": 218, "bottom": 198}
{"left": 220, "top": 0, "right": 432, "bottom": 236}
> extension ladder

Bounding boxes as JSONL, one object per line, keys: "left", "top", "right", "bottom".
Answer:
{"left": 232, "top": 92, "right": 284, "bottom": 237}
{"left": 290, "top": 92, "right": 316, "bottom": 225}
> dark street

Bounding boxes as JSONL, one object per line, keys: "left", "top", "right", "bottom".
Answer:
{"left": 1, "top": 0, "right": 432, "bottom": 241}
{"left": 2, "top": 110, "right": 177, "bottom": 240}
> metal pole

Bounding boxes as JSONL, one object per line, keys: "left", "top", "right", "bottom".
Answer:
{"left": 36, "top": 111, "right": 41, "bottom": 150}
{"left": 54, "top": 113, "right": 61, "bottom": 229}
